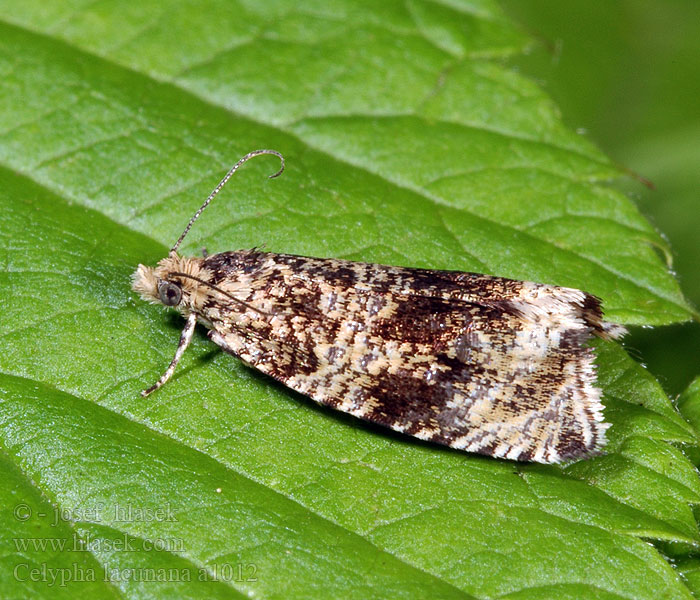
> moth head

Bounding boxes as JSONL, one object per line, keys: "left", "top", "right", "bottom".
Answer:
{"left": 132, "top": 150, "right": 284, "bottom": 310}
{"left": 131, "top": 253, "right": 206, "bottom": 309}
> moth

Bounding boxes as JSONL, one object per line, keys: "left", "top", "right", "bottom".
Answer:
{"left": 133, "top": 149, "right": 626, "bottom": 464}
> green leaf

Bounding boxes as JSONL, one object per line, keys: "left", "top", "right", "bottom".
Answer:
{"left": 0, "top": 2, "right": 692, "bottom": 324}
{"left": 679, "top": 377, "right": 700, "bottom": 435}
{"left": 676, "top": 559, "right": 700, "bottom": 599}
{"left": 678, "top": 376, "right": 700, "bottom": 466}
{"left": 0, "top": 1, "right": 697, "bottom": 599}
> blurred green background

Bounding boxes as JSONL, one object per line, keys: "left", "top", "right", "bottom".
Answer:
{"left": 501, "top": 0, "right": 700, "bottom": 396}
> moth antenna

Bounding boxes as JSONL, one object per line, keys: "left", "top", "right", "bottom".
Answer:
{"left": 171, "top": 149, "right": 285, "bottom": 254}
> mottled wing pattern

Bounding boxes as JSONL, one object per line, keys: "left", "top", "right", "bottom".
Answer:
{"left": 196, "top": 251, "right": 619, "bottom": 463}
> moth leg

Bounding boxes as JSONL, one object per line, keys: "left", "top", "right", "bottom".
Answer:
{"left": 141, "top": 313, "right": 197, "bottom": 397}
{"left": 201, "top": 247, "right": 209, "bottom": 258}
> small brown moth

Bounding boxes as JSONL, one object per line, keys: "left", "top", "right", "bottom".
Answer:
{"left": 133, "top": 149, "right": 626, "bottom": 464}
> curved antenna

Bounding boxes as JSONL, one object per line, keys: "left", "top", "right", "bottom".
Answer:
{"left": 171, "top": 149, "right": 285, "bottom": 254}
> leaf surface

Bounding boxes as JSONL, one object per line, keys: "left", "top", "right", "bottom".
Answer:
{"left": 0, "top": 2, "right": 697, "bottom": 598}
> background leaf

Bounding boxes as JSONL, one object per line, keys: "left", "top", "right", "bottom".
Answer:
{"left": 0, "top": 1, "right": 697, "bottom": 598}
{"left": 500, "top": 0, "right": 700, "bottom": 395}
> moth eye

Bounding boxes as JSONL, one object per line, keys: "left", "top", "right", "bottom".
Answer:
{"left": 158, "top": 281, "right": 182, "bottom": 306}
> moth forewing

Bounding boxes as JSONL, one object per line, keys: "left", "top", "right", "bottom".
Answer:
{"left": 132, "top": 150, "right": 625, "bottom": 464}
